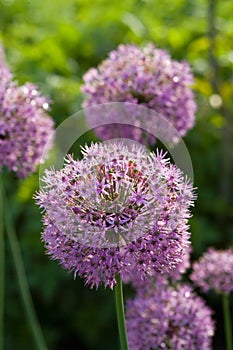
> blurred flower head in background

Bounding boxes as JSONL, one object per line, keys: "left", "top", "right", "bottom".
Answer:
{"left": 82, "top": 44, "right": 196, "bottom": 143}
{"left": 0, "top": 44, "right": 54, "bottom": 178}
{"left": 190, "top": 247, "right": 233, "bottom": 295}
{"left": 126, "top": 281, "right": 215, "bottom": 350}
{"left": 36, "top": 141, "right": 195, "bottom": 289}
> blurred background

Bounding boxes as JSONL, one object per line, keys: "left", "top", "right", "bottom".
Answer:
{"left": 0, "top": 0, "right": 233, "bottom": 349}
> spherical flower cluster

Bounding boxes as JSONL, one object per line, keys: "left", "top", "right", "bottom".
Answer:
{"left": 82, "top": 44, "right": 196, "bottom": 142}
{"left": 0, "top": 47, "right": 54, "bottom": 178}
{"left": 190, "top": 247, "right": 233, "bottom": 295}
{"left": 126, "top": 281, "right": 215, "bottom": 350}
{"left": 35, "top": 141, "right": 195, "bottom": 289}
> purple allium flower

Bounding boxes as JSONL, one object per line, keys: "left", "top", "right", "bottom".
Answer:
{"left": 126, "top": 281, "right": 215, "bottom": 350}
{"left": 0, "top": 52, "right": 54, "bottom": 177}
{"left": 82, "top": 44, "right": 196, "bottom": 142}
{"left": 190, "top": 247, "right": 233, "bottom": 295}
{"left": 35, "top": 141, "right": 195, "bottom": 289}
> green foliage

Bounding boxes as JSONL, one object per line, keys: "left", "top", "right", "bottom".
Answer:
{"left": 1, "top": 0, "right": 233, "bottom": 349}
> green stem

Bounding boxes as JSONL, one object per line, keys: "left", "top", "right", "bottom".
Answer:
{"left": 0, "top": 172, "right": 4, "bottom": 350}
{"left": 114, "top": 274, "right": 129, "bottom": 350}
{"left": 4, "top": 190, "right": 48, "bottom": 350}
{"left": 222, "top": 293, "right": 232, "bottom": 350}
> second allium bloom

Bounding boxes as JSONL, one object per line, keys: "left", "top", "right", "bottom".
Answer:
{"left": 36, "top": 142, "right": 195, "bottom": 288}
{"left": 82, "top": 44, "right": 196, "bottom": 142}
{"left": 126, "top": 282, "right": 214, "bottom": 350}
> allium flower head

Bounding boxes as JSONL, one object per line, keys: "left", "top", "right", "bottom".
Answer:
{"left": 0, "top": 49, "right": 54, "bottom": 177}
{"left": 82, "top": 44, "right": 196, "bottom": 142}
{"left": 190, "top": 247, "right": 233, "bottom": 295}
{"left": 126, "top": 281, "right": 215, "bottom": 350}
{"left": 36, "top": 141, "right": 195, "bottom": 288}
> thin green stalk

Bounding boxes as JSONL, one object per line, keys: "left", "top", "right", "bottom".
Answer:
{"left": 4, "top": 191, "right": 48, "bottom": 350}
{"left": 222, "top": 293, "right": 232, "bottom": 350}
{"left": 0, "top": 172, "right": 4, "bottom": 350}
{"left": 114, "top": 274, "right": 129, "bottom": 350}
